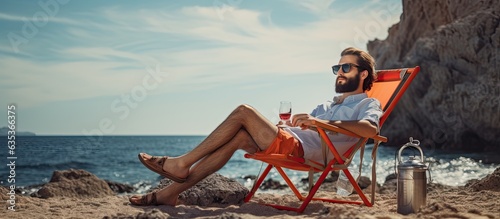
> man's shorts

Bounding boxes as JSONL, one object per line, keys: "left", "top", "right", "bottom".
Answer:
{"left": 262, "top": 129, "right": 304, "bottom": 157}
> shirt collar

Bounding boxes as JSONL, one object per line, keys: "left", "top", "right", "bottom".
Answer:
{"left": 333, "top": 93, "right": 368, "bottom": 104}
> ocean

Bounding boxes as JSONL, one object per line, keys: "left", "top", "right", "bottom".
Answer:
{"left": 1, "top": 136, "right": 498, "bottom": 193}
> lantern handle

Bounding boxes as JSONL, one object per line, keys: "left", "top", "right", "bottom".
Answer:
{"left": 398, "top": 137, "right": 424, "bottom": 164}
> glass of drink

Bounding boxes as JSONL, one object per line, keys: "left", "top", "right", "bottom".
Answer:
{"left": 279, "top": 101, "right": 292, "bottom": 127}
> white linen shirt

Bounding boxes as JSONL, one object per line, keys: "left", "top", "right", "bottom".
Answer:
{"left": 284, "top": 93, "right": 382, "bottom": 164}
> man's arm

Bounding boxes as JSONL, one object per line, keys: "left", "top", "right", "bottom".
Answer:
{"left": 291, "top": 113, "right": 378, "bottom": 138}
{"left": 327, "top": 120, "right": 378, "bottom": 138}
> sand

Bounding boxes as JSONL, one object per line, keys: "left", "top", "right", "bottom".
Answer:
{"left": 2, "top": 182, "right": 499, "bottom": 219}
{"left": 2, "top": 167, "right": 500, "bottom": 218}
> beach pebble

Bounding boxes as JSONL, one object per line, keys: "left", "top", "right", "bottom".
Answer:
{"left": 36, "top": 169, "right": 114, "bottom": 199}
{"left": 106, "top": 180, "right": 135, "bottom": 194}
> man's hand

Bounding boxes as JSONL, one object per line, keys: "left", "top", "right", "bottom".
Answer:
{"left": 276, "top": 120, "right": 293, "bottom": 126}
{"left": 292, "top": 113, "right": 326, "bottom": 130}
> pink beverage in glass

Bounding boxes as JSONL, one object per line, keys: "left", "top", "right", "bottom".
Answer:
{"left": 279, "top": 101, "right": 292, "bottom": 125}
{"left": 279, "top": 113, "right": 291, "bottom": 120}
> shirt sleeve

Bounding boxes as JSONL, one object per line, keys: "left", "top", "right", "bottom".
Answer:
{"left": 357, "top": 98, "right": 383, "bottom": 131}
{"left": 310, "top": 104, "right": 321, "bottom": 117}
{"left": 310, "top": 101, "right": 331, "bottom": 117}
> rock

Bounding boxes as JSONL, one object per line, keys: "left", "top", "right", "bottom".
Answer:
{"left": 242, "top": 175, "right": 256, "bottom": 181}
{"left": 106, "top": 180, "right": 135, "bottom": 194}
{"left": 329, "top": 170, "right": 340, "bottom": 182}
{"left": 379, "top": 173, "right": 397, "bottom": 194}
{"left": 367, "top": 0, "right": 500, "bottom": 152}
{"left": 151, "top": 173, "right": 248, "bottom": 206}
{"left": 385, "top": 173, "right": 397, "bottom": 181}
{"left": 466, "top": 167, "right": 500, "bottom": 191}
{"left": 347, "top": 175, "right": 379, "bottom": 195}
{"left": 14, "top": 184, "right": 44, "bottom": 197}
{"left": 301, "top": 171, "right": 338, "bottom": 185}
{"left": 260, "top": 178, "right": 287, "bottom": 190}
{"left": 358, "top": 176, "right": 372, "bottom": 189}
{"left": 37, "top": 169, "right": 114, "bottom": 198}
{"left": 317, "top": 171, "right": 379, "bottom": 193}
{"left": 465, "top": 178, "right": 480, "bottom": 187}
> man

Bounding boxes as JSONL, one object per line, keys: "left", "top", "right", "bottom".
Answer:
{"left": 129, "top": 47, "right": 382, "bottom": 206}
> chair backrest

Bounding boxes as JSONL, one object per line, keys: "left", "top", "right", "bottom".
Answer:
{"left": 366, "top": 66, "right": 420, "bottom": 127}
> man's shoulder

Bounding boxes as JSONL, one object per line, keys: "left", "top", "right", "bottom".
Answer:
{"left": 316, "top": 100, "right": 334, "bottom": 107}
{"left": 311, "top": 100, "right": 334, "bottom": 115}
{"left": 347, "top": 93, "right": 380, "bottom": 105}
{"left": 358, "top": 97, "right": 382, "bottom": 110}
{"left": 361, "top": 97, "right": 380, "bottom": 103}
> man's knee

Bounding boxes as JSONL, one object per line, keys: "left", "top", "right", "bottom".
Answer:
{"left": 236, "top": 104, "right": 253, "bottom": 112}
{"left": 233, "top": 104, "right": 255, "bottom": 118}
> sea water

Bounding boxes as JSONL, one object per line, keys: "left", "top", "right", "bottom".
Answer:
{"left": 0, "top": 136, "right": 498, "bottom": 193}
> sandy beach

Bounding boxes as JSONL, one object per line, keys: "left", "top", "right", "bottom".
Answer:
{"left": 2, "top": 168, "right": 499, "bottom": 219}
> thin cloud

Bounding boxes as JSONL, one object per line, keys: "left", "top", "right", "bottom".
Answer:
{"left": 1, "top": 2, "right": 402, "bottom": 108}
{"left": 289, "top": 0, "right": 336, "bottom": 16}
{"left": 0, "top": 12, "right": 81, "bottom": 25}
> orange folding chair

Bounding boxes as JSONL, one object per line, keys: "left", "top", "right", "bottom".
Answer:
{"left": 244, "top": 66, "right": 421, "bottom": 213}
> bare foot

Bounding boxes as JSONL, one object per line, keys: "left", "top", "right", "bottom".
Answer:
{"left": 156, "top": 191, "right": 178, "bottom": 206}
{"left": 129, "top": 192, "right": 158, "bottom": 206}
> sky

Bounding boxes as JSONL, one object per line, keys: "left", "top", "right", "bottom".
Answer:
{"left": 0, "top": 0, "right": 402, "bottom": 136}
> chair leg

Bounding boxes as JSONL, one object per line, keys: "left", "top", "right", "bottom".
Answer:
{"left": 274, "top": 166, "right": 304, "bottom": 200}
{"left": 342, "top": 168, "right": 373, "bottom": 206}
{"left": 244, "top": 164, "right": 273, "bottom": 202}
{"left": 295, "top": 165, "right": 333, "bottom": 213}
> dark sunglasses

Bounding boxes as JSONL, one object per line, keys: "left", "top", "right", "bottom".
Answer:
{"left": 332, "top": 63, "right": 360, "bottom": 75}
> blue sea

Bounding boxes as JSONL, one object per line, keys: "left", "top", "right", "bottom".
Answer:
{"left": 1, "top": 136, "right": 498, "bottom": 193}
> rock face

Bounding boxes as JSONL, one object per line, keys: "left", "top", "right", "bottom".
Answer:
{"left": 368, "top": 0, "right": 500, "bottom": 151}
{"left": 37, "top": 169, "right": 114, "bottom": 198}
{"left": 152, "top": 173, "right": 248, "bottom": 206}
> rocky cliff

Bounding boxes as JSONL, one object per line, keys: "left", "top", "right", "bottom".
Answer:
{"left": 368, "top": 0, "right": 500, "bottom": 152}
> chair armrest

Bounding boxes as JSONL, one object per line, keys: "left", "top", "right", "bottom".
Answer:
{"left": 310, "top": 120, "right": 388, "bottom": 143}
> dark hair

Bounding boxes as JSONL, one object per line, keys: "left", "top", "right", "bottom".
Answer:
{"left": 340, "top": 47, "right": 376, "bottom": 91}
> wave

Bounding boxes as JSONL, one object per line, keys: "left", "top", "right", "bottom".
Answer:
{"left": 15, "top": 161, "right": 96, "bottom": 170}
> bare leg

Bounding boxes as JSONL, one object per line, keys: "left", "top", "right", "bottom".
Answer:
{"left": 131, "top": 129, "right": 258, "bottom": 205}
{"left": 140, "top": 104, "right": 278, "bottom": 179}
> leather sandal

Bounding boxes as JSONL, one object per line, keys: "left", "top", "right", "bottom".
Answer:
{"left": 129, "top": 192, "right": 158, "bottom": 206}
{"left": 138, "top": 153, "right": 187, "bottom": 183}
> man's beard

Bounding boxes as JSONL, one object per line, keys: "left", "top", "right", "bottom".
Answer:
{"left": 335, "top": 72, "right": 360, "bottom": 93}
